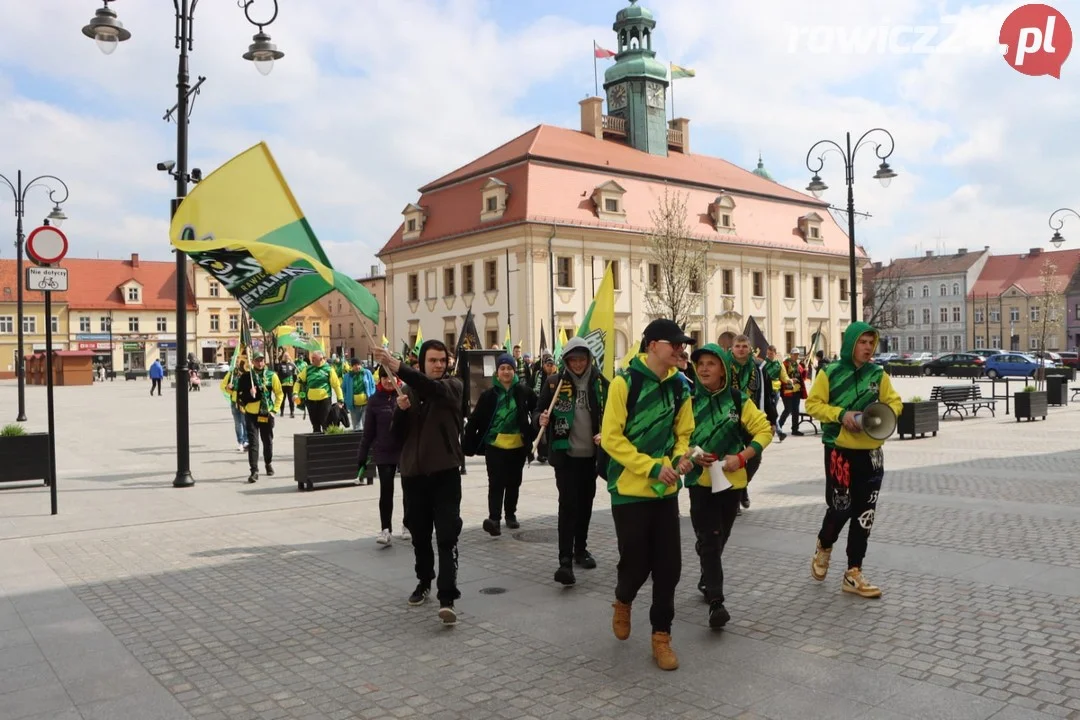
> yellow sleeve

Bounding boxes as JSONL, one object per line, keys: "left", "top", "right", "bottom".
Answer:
{"left": 805, "top": 370, "right": 843, "bottom": 424}
{"left": 298, "top": 367, "right": 307, "bottom": 384}
{"left": 219, "top": 372, "right": 231, "bottom": 393}
{"left": 271, "top": 374, "right": 283, "bottom": 413}
{"left": 600, "top": 376, "right": 666, "bottom": 479}
{"left": 879, "top": 372, "right": 902, "bottom": 416}
{"left": 779, "top": 364, "right": 791, "bottom": 384}
{"left": 672, "top": 390, "right": 695, "bottom": 462}
{"left": 740, "top": 399, "right": 773, "bottom": 455}
{"left": 330, "top": 368, "right": 343, "bottom": 400}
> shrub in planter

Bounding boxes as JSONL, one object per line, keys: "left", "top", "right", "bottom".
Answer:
{"left": 1014, "top": 386, "right": 1048, "bottom": 422}
{"left": 898, "top": 397, "right": 939, "bottom": 439}
{"left": 0, "top": 423, "right": 51, "bottom": 485}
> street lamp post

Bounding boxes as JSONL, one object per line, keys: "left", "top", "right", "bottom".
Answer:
{"left": 81, "top": 0, "right": 284, "bottom": 488}
{"left": 804, "top": 129, "right": 898, "bottom": 323}
{"left": 1049, "top": 208, "right": 1080, "bottom": 248}
{"left": 0, "top": 172, "right": 69, "bottom": 422}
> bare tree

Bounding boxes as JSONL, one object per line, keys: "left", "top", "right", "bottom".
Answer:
{"left": 862, "top": 261, "right": 908, "bottom": 331}
{"left": 1032, "top": 258, "right": 1065, "bottom": 388}
{"left": 643, "top": 188, "right": 709, "bottom": 328}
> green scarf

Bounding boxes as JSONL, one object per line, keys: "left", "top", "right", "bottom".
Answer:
{"left": 484, "top": 378, "right": 520, "bottom": 444}
{"left": 685, "top": 347, "right": 744, "bottom": 486}
{"left": 549, "top": 370, "right": 606, "bottom": 452}
{"left": 763, "top": 358, "right": 781, "bottom": 382}
{"left": 252, "top": 368, "right": 276, "bottom": 414}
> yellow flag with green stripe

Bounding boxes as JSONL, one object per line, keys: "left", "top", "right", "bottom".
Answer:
{"left": 670, "top": 63, "right": 696, "bottom": 79}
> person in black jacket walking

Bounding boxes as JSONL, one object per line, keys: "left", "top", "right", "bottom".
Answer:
{"left": 536, "top": 337, "right": 608, "bottom": 586}
{"left": 463, "top": 354, "right": 537, "bottom": 537}
{"left": 373, "top": 342, "right": 464, "bottom": 626}
{"left": 357, "top": 371, "right": 407, "bottom": 546}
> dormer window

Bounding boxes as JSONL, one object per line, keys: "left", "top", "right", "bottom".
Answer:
{"left": 798, "top": 212, "right": 824, "bottom": 243}
{"left": 592, "top": 180, "right": 627, "bottom": 222}
{"left": 709, "top": 194, "right": 736, "bottom": 230}
{"left": 127, "top": 287, "right": 139, "bottom": 302}
{"left": 401, "top": 203, "right": 426, "bottom": 240}
{"left": 480, "top": 177, "right": 509, "bottom": 222}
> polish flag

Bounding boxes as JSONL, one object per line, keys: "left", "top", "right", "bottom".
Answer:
{"left": 594, "top": 41, "right": 616, "bottom": 59}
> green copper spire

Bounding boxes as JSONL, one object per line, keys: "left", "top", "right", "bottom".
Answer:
{"left": 603, "top": 1, "right": 669, "bottom": 156}
{"left": 752, "top": 154, "right": 775, "bottom": 181}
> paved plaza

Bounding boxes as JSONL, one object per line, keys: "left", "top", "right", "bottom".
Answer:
{"left": 1, "top": 375, "right": 1079, "bottom": 719}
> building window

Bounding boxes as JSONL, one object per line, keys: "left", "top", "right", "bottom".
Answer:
{"left": 337, "top": 323, "right": 342, "bottom": 338}
{"left": 721, "top": 269, "right": 734, "bottom": 295}
{"left": 1029, "top": 337, "right": 1039, "bottom": 350}
{"left": 128, "top": 317, "right": 139, "bottom": 332}
{"left": 557, "top": 257, "right": 574, "bottom": 288}
{"left": 906, "top": 336, "right": 915, "bottom": 351}
{"left": 157, "top": 316, "right": 167, "bottom": 332}
{"left": 312, "top": 322, "right": 321, "bottom": 337}
{"left": 939, "top": 283, "right": 947, "bottom": 296}
{"left": 784, "top": 274, "right": 795, "bottom": 299}
{"left": 79, "top": 316, "right": 91, "bottom": 332}
{"left": 127, "top": 286, "right": 140, "bottom": 302}
{"left": 1030, "top": 307, "right": 1040, "bottom": 322}
{"left": 939, "top": 335, "right": 948, "bottom": 350}
{"left": 443, "top": 267, "right": 456, "bottom": 296}
{"left": 952, "top": 283, "right": 960, "bottom": 296}
{"left": 647, "top": 263, "right": 661, "bottom": 291}
{"left": 407, "top": 218, "right": 417, "bottom": 232}
{"left": 100, "top": 317, "right": 109, "bottom": 332}
{"left": 229, "top": 314, "right": 239, "bottom": 332}
{"left": 485, "top": 196, "right": 498, "bottom": 213}
{"left": 484, "top": 260, "right": 498, "bottom": 292}
{"left": 809, "top": 226, "right": 819, "bottom": 239}
{"left": 922, "top": 336, "right": 930, "bottom": 351}
{"left": 408, "top": 273, "right": 419, "bottom": 302}
{"left": 349, "top": 323, "right": 354, "bottom": 338}
{"left": 906, "top": 286, "right": 914, "bottom": 298}
{"left": 940, "top": 307, "right": 949, "bottom": 323}
{"left": 975, "top": 335, "right": 984, "bottom": 347}
{"left": 452, "top": 264, "right": 470, "bottom": 295}
{"left": 209, "top": 282, "right": 220, "bottom": 297}
{"left": 990, "top": 308, "right": 1000, "bottom": 322}
{"left": 922, "top": 285, "right": 929, "bottom": 298}
{"left": 1076, "top": 303, "right": 1080, "bottom": 319}
{"left": 906, "top": 309, "right": 915, "bottom": 325}
{"left": 689, "top": 268, "right": 702, "bottom": 294}
{"left": 295, "top": 321, "right": 305, "bottom": 333}
{"left": 812, "top": 276, "right": 823, "bottom": 300}
{"left": 974, "top": 308, "right": 984, "bottom": 323}
{"left": 922, "top": 308, "right": 931, "bottom": 325}
{"left": 48, "top": 316, "right": 57, "bottom": 333}
{"left": 209, "top": 314, "right": 219, "bottom": 332}
{"left": 839, "top": 278, "right": 849, "bottom": 302}
{"left": 952, "top": 307, "right": 961, "bottom": 322}
{"left": 0, "top": 316, "right": 11, "bottom": 334}
{"left": 1010, "top": 307, "right": 1020, "bottom": 322}
{"left": 751, "top": 271, "right": 764, "bottom": 297}
{"left": 424, "top": 270, "right": 435, "bottom": 299}
{"left": 20, "top": 316, "right": 35, "bottom": 334}
{"left": 991, "top": 335, "right": 1001, "bottom": 349}
{"left": 1049, "top": 335, "right": 1058, "bottom": 349}
{"left": 606, "top": 260, "right": 621, "bottom": 290}
{"left": 953, "top": 335, "right": 962, "bottom": 349}
{"left": 485, "top": 329, "right": 498, "bottom": 348}
{"left": 604, "top": 198, "right": 619, "bottom": 213}
{"left": 444, "top": 332, "right": 456, "bottom": 349}
{"left": 785, "top": 331, "right": 795, "bottom": 353}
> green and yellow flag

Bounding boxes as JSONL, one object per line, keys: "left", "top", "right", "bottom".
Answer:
{"left": 503, "top": 326, "right": 512, "bottom": 353}
{"left": 554, "top": 326, "right": 569, "bottom": 362}
{"left": 576, "top": 262, "right": 617, "bottom": 379}
{"left": 412, "top": 327, "right": 424, "bottom": 357}
{"left": 170, "top": 142, "right": 380, "bottom": 330}
{"left": 670, "top": 63, "right": 696, "bottom": 79}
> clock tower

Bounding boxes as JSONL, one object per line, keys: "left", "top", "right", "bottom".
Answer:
{"left": 603, "top": 0, "right": 670, "bottom": 156}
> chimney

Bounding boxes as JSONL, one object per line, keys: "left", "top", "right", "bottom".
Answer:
{"left": 984, "top": 245, "right": 990, "bottom": 250}
{"left": 669, "top": 117, "right": 690, "bottom": 154}
{"left": 957, "top": 248, "right": 967, "bottom": 255}
{"left": 130, "top": 253, "right": 139, "bottom": 267}
{"left": 370, "top": 264, "right": 379, "bottom": 277}
{"left": 925, "top": 250, "right": 934, "bottom": 257}
{"left": 873, "top": 261, "right": 883, "bottom": 270}
{"left": 1030, "top": 247, "right": 1043, "bottom": 256}
{"left": 579, "top": 97, "right": 604, "bottom": 140}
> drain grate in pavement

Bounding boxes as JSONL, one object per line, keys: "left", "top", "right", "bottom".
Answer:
{"left": 512, "top": 529, "right": 559, "bottom": 543}
{"left": 479, "top": 587, "right": 507, "bottom": 595}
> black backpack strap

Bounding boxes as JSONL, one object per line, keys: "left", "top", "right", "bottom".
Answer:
{"left": 624, "top": 369, "right": 644, "bottom": 416}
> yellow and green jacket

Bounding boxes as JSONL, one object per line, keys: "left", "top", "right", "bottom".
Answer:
{"left": 684, "top": 345, "right": 772, "bottom": 490}
{"left": 236, "top": 368, "right": 284, "bottom": 416}
{"left": 600, "top": 355, "right": 694, "bottom": 505}
{"left": 805, "top": 321, "right": 902, "bottom": 450}
{"left": 298, "top": 361, "right": 342, "bottom": 402}
{"left": 220, "top": 371, "right": 240, "bottom": 403}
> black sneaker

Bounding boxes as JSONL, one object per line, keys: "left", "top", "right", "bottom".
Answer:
{"left": 408, "top": 584, "right": 429, "bottom": 606}
{"left": 482, "top": 518, "right": 501, "bottom": 536}
{"left": 554, "top": 562, "right": 576, "bottom": 586}
{"left": 438, "top": 604, "right": 457, "bottom": 626}
{"left": 573, "top": 551, "right": 597, "bottom": 569}
{"left": 740, "top": 493, "right": 750, "bottom": 510}
{"left": 505, "top": 517, "right": 520, "bottom": 530}
{"left": 792, "top": 430, "right": 805, "bottom": 436}
{"left": 247, "top": 471, "right": 258, "bottom": 484}
{"left": 709, "top": 601, "right": 731, "bottom": 629}
{"left": 265, "top": 463, "right": 275, "bottom": 476}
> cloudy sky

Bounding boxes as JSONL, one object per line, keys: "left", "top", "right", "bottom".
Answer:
{"left": 0, "top": 0, "right": 1075, "bottom": 277}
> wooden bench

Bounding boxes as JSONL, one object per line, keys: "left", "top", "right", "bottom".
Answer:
{"left": 930, "top": 385, "right": 996, "bottom": 420}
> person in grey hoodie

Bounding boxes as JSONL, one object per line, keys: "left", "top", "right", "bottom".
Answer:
{"left": 536, "top": 337, "right": 610, "bottom": 586}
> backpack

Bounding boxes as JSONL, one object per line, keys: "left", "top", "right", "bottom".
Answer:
{"left": 596, "top": 369, "right": 688, "bottom": 481}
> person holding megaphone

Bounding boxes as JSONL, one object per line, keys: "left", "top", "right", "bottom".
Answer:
{"left": 804, "top": 322, "right": 902, "bottom": 599}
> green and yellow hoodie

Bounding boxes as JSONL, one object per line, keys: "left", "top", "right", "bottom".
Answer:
{"left": 805, "top": 322, "right": 902, "bottom": 450}
{"left": 600, "top": 354, "right": 695, "bottom": 505}
{"left": 485, "top": 374, "right": 525, "bottom": 450}
{"left": 684, "top": 345, "right": 773, "bottom": 490}
{"left": 298, "top": 360, "right": 342, "bottom": 402}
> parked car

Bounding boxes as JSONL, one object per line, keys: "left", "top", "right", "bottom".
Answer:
{"left": 909, "top": 352, "right": 934, "bottom": 364}
{"left": 983, "top": 353, "right": 1042, "bottom": 378}
{"left": 874, "top": 352, "right": 901, "bottom": 365}
{"left": 1057, "top": 351, "right": 1079, "bottom": 369}
{"left": 966, "top": 348, "right": 1004, "bottom": 359}
{"left": 1030, "top": 350, "right": 1062, "bottom": 366}
{"left": 921, "top": 353, "right": 985, "bottom": 376}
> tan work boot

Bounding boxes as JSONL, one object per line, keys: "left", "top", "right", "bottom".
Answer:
{"left": 611, "top": 600, "right": 631, "bottom": 640}
{"left": 842, "top": 567, "right": 882, "bottom": 598}
{"left": 651, "top": 632, "right": 679, "bottom": 671}
{"left": 811, "top": 539, "right": 832, "bottom": 581}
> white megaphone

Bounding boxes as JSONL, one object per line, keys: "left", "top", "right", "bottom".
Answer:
{"left": 855, "top": 402, "right": 897, "bottom": 440}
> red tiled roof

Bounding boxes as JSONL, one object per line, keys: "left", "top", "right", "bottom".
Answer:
{"left": 380, "top": 125, "right": 854, "bottom": 259}
{"left": 969, "top": 248, "right": 1080, "bottom": 297}
{"left": 876, "top": 250, "right": 988, "bottom": 278}
{"left": 0, "top": 255, "right": 196, "bottom": 310}
{"left": 0, "top": 261, "right": 69, "bottom": 304}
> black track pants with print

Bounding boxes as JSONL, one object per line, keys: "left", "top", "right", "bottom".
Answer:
{"left": 817, "top": 445, "right": 883, "bottom": 569}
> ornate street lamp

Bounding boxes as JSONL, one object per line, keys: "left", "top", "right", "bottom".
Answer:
{"left": 1048, "top": 208, "right": 1079, "bottom": 248}
{"left": 805, "top": 129, "right": 897, "bottom": 323}
{"left": 81, "top": 0, "right": 284, "bottom": 488}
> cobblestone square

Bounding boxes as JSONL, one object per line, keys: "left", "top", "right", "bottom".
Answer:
{"left": 1, "top": 375, "right": 1079, "bottom": 719}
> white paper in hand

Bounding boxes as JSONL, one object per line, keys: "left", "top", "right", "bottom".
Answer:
{"left": 710, "top": 462, "right": 734, "bottom": 493}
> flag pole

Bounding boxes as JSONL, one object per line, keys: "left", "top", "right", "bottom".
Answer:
{"left": 670, "top": 69, "right": 675, "bottom": 121}
{"left": 593, "top": 44, "right": 599, "bottom": 97}
{"left": 360, "top": 321, "right": 404, "bottom": 397}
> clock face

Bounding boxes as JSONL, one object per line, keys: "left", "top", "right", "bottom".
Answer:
{"left": 607, "top": 84, "right": 627, "bottom": 110}
{"left": 646, "top": 82, "right": 665, "bottom": 109}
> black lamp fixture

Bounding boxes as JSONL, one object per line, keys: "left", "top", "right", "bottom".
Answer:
{"left": 1048, "top": 208, "right": 1079, "bottom": 249}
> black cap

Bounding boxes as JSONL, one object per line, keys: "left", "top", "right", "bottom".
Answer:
{"left": 642, "top": 319, "right": 694, "bottom": 347}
